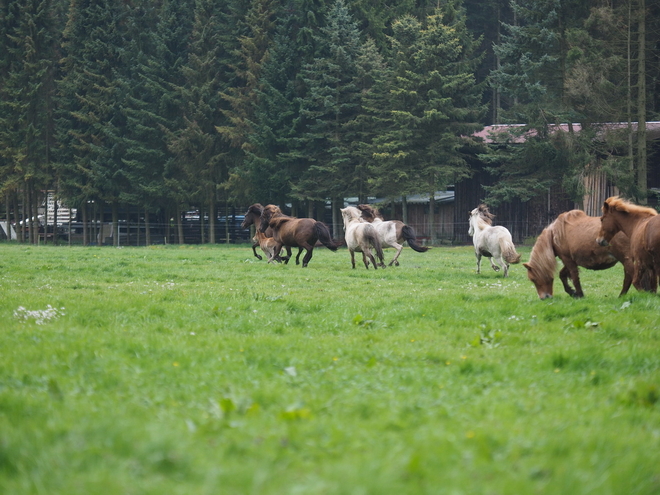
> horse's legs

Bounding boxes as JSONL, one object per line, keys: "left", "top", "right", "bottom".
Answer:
{"left": 362, "top": 249, "right": 378, "bottom": 269}
{"left": 268, "top": 243, "right": 284, "bottom": 264}
{"left": 490, "top": 257, "right": 501, "bottom": 272}
{"left": 388, "top": 242, "right": 404, "bottom": 266}
{"left": 281, "top": 246, "right": 292, "bottom": 264}
{"left": 361, "top": 251, "right": 370, "bottom": 269}
{"left": 560, "top": 261, "right": 583, "bottom": 297}
{"left": 475, "top": 252, "right": 482, "bottom": 274}
{"left": 349, "top": 249, "right": 356, "bottom": 269}
{"left": 300, "top": 244, "right": 314, "bottom": 267}
{"left": 295, "top": 247, "right": 303, "bottom": 265}
{"left": 252, "top": 242, "right": 263, "bottom": 260}
{"left": 558, "top": 267, "right": 576, "bottom": 296}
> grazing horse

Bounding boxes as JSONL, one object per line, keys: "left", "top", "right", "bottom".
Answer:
{"left": 356, "top": 204, "right": 429, "bottom": 266}
{"left": 259, "top": 204, "right": 340, "bottom": 267}
{"left": 524, "top": 210, "right": 633, "bottom": 299}
{"left": 340, "top": 207, "right": 385, "bottom": 269}
{"left": 597, "top": 196, "right": 660, "bottom": 293}
{"left": 241, "top": 204, "right": 292, "bottom": 263}
{"left": 468, "top": 204, "right": 521, "bottom": 277}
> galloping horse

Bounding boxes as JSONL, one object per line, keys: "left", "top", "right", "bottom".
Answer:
{"left": 259, "top": 204, "right": 340, "bottom": 267}
{"left": 340, "top": 206, "right": 385, "bottom": 269}
{"left": 468, "top": 204, "right": 521, "bottom": 277}
{"left": 356, "top": 204, "right": 429, "bottom": 266}
{"left": 524, "top": 210, "right": 632, "bottom": 299}
{"left": 597, "top": 196, "right": 660, "bottom": 292}
{"left": 241, "top": 204, "right": 292, "bottom": 263}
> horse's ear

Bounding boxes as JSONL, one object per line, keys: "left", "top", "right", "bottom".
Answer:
{"left": 602, "top": 201, "right": 609, "bottom": 213}
{"left": 523, "top": 262, "right": 532, "bottom": 271}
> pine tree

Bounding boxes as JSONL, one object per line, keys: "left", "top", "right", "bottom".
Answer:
{"left": 372, "top": 3, "right": 485, "bottom": 235}
{"left": 1, "top": 0, "right": 59, "bottom": 243}
{"left": 57, "top": 0, "right": 130, "bottom": 244}
{"left": 294, "top": 0, "right": 364, "bottom": 204}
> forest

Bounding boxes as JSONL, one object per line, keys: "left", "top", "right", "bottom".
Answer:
{"left": 1, "top": 0, "right": 659, "bottom": 244}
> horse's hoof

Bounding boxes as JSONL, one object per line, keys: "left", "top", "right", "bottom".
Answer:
{"left": 394, "top": 261, "right": 399, "bottom": 266}
{"left": 256, "top": 255, "right": 263, "bottom": 261}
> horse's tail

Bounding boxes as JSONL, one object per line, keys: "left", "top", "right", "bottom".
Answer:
{"left": 315, "top": 222, "right": 339, "bottom": 251}
{"left": 500, "top": 238, "right": 521, "bottom": 264}
{"left": 401, "top": 225, "right": 430, "bottom": 252}
{"left": 365, "top": 225, "right": 385, "bottom": 265}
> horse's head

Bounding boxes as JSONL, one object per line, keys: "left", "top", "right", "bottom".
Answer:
{"left": 340, "top": 207, "right": 361, "bottom": 227}
{"left": 241, "top": 203, "right": 263, "bottom": 229}
{"left": 259, "top": 204, "right": 281, "bottom": 233}
{"left": 597, "top": 196, "right": 657, "bottom": 246}
{"left": 523, "top": 262, "right": 553, "bottom": 299}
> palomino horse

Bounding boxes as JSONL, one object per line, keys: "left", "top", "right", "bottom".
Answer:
{"left": 340, "top": 206, "right": 385, "bottom": 269}
{"left": 241, "top": 204, "right": 293, "bottom": 263}
{"left": 356, "top": 204, "right": 429, "bottom": 266}
{"left": 524, "top": 210, "right": 633, "bottom": 299}
{"left": 468, "top": 204, "right": 521, "bottom": 277}
{"left": 597, "top": 196, "right": 660, "bottom": 292}
{"left": 259, "top": 204, "right": 340, "bottom": 267}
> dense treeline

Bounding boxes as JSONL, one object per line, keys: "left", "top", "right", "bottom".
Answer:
{"left": 1, "top": 0, "right": 659, "bottom": 244}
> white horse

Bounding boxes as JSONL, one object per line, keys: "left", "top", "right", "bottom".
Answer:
{"left": 468, "top": 204, "right": 521, "bottom": 277}
{"left": 356, "top": 204, "right": 429, "bottom": 266}
{"left": 340, "top": 207, "right": 385, "bottom": 269}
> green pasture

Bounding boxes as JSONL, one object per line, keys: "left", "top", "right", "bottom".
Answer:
{"left": 1, "top": 243, "right": 659, "bottom": 494}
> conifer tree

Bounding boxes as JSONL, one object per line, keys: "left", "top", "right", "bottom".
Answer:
{"left": 57, "top": 0, "right": 129, "bottom": 244}
{"left": 1, "top": 0, "right": 59, "bottom": 243}
{"left": 294, "top": 0, "right": 364, "bottom": 205}
{"left": 373, "top": 3, "right": 485, "bottom": 237}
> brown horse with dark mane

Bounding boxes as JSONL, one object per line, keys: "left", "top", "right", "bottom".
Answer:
{"left": 259, "top": 204, "right": 340, "bottom": 267}
{"left": 356, "top": 204, "right": 429, "bottom": 266}
{"left": 241, "top": 204, "right": 292, "bottom": 263}
{"left": 597, "top": 196, "right": 660, "bottom": 292}
{"left": 524, "top": 209, "right": 633, "bottom": 299}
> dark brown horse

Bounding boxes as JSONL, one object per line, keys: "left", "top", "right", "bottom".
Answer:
{"left": 524, "top": 209, "right": 633, "bottom": 299}
{"left": 356, "top": 204, "right": 429, "bottom": 266}
{"left": 241, "top": 204, "right": 292, "bottom": 263}
{"left": 259, "top": 204, "right": 340, "bottom": 267}
{"left": 597, "top": 196, "right": 660, "bottom": 293}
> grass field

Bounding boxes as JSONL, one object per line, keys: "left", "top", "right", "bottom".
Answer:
{"left": 1, "top": 242, "right": 659, "bottom": 494}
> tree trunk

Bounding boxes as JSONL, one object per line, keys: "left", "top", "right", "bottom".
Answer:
{"left": 177, "top": 204, "right": 184, "bottom": 244}
{"left": 636, "top": 0, "right": 647, "bottom": 203}
{"left": 208, "top": 192, "right": 216, "bottom": 244}
{"left": 402, "top": 195, "right": 408, "bottom": 224}
{"left": 82, "top": 202, "right": 88, "bottom": 246}
{"left": 112, "top": 201, "right": 119, "bottom": 247}
{"left": 145, "top": 207, "right": 151, "bottom": 246}
{"left": 428, "top": 193, "right": 436, "bottom": 243}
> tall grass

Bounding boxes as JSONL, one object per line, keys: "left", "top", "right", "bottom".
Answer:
{"left": 1, "top": 243, "right": 659, "bottom": 494}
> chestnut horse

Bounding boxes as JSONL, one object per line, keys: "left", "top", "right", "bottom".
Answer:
{"left": 596, "top": 196, "right": 660, "bottom": 292}
{"left": 468, "top": 204, "right": 521, "bottom": 277}
{"left": 340, "top": 206, "right": 385, "bottom": 269}
{"left": 259, "top": 204, "right": 340, "bottom": 267}
{"left": 356, "top": 204, "right": 429, "bottom": 266}
{"left": 524, "top": 210, "right": 633, "bottom": 299}
{"left": 241, "top": 204, "right": 292, "bottom": 263}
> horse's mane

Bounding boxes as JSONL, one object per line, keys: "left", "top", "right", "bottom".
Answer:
{"left": 475, "top": 204, "right": 494, "bottom": 225}
{"left": 357, "top": 204, "right": 384, "bottom": 222}
{"left": 247, "top": 203, "right": 264, "bottom": 215}
{"left": 342, "top": 206, "right": 363, "bottom": 221}
{"left": 527, "top": 224, "right": 557, "bottom": 278}
{"left": 604, "top": 196, "right": 658, "bottom": 217}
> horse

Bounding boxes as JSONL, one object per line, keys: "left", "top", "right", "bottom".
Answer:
{"left": 340, "top": 206, "right": 385, "bottom": 269}
{"left": 524, "top": 210, "right": 633, "bottom": 299}
{"left": 259, "top": 204, "right": 340, "bottom": 267}
{"left": 468, "top": 204, "right": 521, "bottom": 277}
{"left": 356, "top": 204, "right": 429, "bottom": 266}
{"left": 241, "top": 204, "right": 293, "bottom": 263}
{"left": 596, "top": 196, "right": 660, "bottom": 293}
